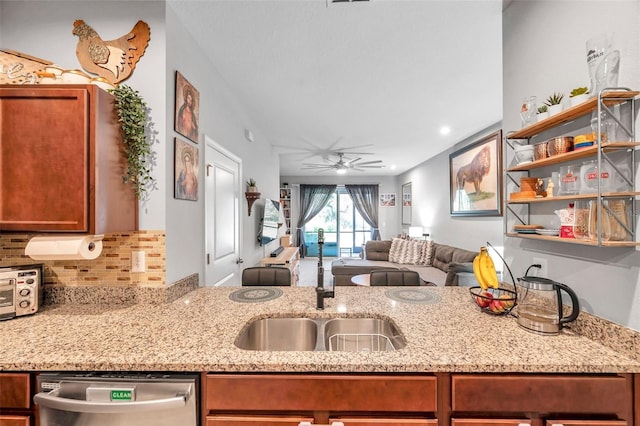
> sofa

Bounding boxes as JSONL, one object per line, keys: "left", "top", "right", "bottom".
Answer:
{"left": 331, "top": 239, "right": 478, "bottom": 286}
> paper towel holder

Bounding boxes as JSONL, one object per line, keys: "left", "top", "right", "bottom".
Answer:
{"left": 25, "top": 234, "right": 105, "bottom": 261}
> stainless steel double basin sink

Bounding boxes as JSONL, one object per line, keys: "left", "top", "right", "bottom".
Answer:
{"left": 235, "top": 317, "right": 406, "bottom": 352}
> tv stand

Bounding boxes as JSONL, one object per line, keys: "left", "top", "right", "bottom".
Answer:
{"left": 270, "top": 246, "right": 284, "bottom": 257}
{"left": 260, "top": 247, "right": 300, "bottom": 285}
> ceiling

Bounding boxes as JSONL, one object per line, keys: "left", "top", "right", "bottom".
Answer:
{"left": 169, "top": 0, "right": 504, "bottom": 176}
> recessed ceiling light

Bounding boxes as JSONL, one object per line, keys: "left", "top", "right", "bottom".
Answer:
{"left": 440, "top": 126, "right": 451, "bottom": 135}
{"left": 390, "top": 165, "right": 397, "bottom": 170}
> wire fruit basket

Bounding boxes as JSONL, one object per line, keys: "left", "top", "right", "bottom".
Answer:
{"left": 469, "top": 286, "right": 517, "bottom": 315}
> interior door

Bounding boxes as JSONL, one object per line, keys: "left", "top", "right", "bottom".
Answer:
{"left": 205, "top": 136, "right": 241, "bottom": 286}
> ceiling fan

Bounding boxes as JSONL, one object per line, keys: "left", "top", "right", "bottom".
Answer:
{"left": 302, "top": 152, "right": 384, "bottom": 174}
{"left": 274, "top": 138, "right": 376, "bottom": 162}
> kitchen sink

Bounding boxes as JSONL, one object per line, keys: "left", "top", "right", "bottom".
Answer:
{"left": 235, "top": 316, "right": 405, "bottom": 352}
{"left": 234, "top": 317, "right": 319, "bottom": 351}
{"left": 323, "top": 318, "right": 406, "bottom": 352}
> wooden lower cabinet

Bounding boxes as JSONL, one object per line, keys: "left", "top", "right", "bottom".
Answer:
{"left": 206, "top": 415, "right": 314, "bottom": 425}
{"left": 0, "top": 415, "right": 31, "bottom": 426}
{"left": 0, "top": 373, "right": 33, "bottom": 426}
{"left": 450, "top": 374, "right": 633, "bottom": 425}
{"left": 544, "top": 422, "right": 627, "bottom": 426}
{"left": 451, "top": 421, "right": 530, "bottom": 426}
{"left": 330, "top": 418, "right": 437, "bottom": 425}
{"left": 204, "top": 374, "right": 438, "bottom": 426}
{"left": 204, "top": 373, "right": 636, "bottom": 426}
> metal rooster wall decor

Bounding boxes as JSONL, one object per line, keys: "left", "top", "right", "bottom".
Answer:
{"left": 72, "top": 19, "right": 151, "bottom": 84}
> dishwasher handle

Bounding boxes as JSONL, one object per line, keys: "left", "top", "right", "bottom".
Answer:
{"left": 34, "top": 387, "right": 191, "bottom": 414}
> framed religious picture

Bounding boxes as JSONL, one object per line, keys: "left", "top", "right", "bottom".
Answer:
{"left": 175, "top": 71, "right": 200, "bottom": 143}
{"left": 449, "top": 130, "right": 503, "bottom": 216}
{"left": 174, "top": 138, "right": 199, "bottom": 201}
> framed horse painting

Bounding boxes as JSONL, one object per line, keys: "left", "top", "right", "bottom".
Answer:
{"left": 449, "top": 130, "right": 502, "bottom": 216}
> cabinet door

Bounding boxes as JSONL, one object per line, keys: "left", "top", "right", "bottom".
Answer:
{"left": 451, "top": 374, "right": 630, "bottom": 417}
{"left": 206, "top": 415, "right": 313, "bottom": 425}
{"left": 331, "top": 418, "right": 437, "bottom": 425}
{"left": 545, "top": 421, "right": 627, "bottom": 426}
{"left": 0, "top": 415, "right": 31, "bottom": 426}
{"left": 206, "top": 374, "right": 437, "bottom": 412}
{"left": 0, "top": 373, "right": 30, "bottom": 409}
{"left": 452, "top": 421, "right": 530, "bottom": 426}
{"left": 1, "top": 87, "right": 90, "bottom": 232}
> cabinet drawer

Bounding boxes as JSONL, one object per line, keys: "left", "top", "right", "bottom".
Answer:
{"left": 0, "top": 374, "right": 30, "bottom": 409}
{"left": 331, "top": 418, "right": 437, "bottom": 425}
{"left": 452, "top": 374, "right": 630, "bottom": 415}
{"left": 545, "top": 421, "right": 627, "bottom": 426}
{"left": 206, "top": 374, "right": 437, "bottom": 412}
{"left": 206, "top": 414, "right": 313, "bottom": 425}
{"left": 452, "top": 420, "right": 530, "bottom": 426}
{"left": 0, "top": 415, "right": 31, "bottom": 426}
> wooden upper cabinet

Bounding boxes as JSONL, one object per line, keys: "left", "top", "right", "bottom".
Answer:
{"left": 0, "top": 84, "right": 137, "bottom": 233}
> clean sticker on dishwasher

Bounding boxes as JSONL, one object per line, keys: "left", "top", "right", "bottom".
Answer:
{"left": 111, "top": 389, "right": 134, "bottom": 401}
{"left": 86, "top": 387, "right": 136, "bottom": 402}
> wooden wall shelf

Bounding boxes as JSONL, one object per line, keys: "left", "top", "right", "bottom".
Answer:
{"left": 245, "top": 192, "right": 261, "bottom": 216}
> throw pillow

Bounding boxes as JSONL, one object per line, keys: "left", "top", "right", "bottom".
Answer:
{"left": 388, "top": 238, "right": 404, "bottom": 263}
{"left": 419, "top": 239, "right": 435, "bottom": 266}
{"left": 389, "top": 238, "right": 423, "bottom": 265}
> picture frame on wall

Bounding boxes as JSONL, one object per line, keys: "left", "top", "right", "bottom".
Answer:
{"left": 174, "top": 138, "right": 199, "bottom": 201}
{"left": 402, "top": 182, "right": 412, "bottom": 225}
{"left": 449, "top": 130, "right": 502, "bottom": 216}
{"left": 379, "top": 193, "right": 396, "bottom": 207}
{"left": 174, "top": 71, "right": 200, "bottom": 143}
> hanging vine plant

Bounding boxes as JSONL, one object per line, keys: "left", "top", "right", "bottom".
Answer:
{"left": 110, "top": 84, "right": 156, "bottom": 199}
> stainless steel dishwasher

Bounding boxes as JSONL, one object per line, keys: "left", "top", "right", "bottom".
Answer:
{"left": 35, "top": 373, "right": 199, "bottom": 426}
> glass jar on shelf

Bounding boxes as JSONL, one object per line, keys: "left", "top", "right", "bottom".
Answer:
{"left": 580, "top": 159, "right": 613, "bottom": 194}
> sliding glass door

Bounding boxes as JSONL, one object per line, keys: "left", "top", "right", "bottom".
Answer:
{"left": 304, "top": 187, "right": 372, "bottom": 257}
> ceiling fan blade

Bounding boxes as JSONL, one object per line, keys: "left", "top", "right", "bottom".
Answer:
{"left": 353, "top": 160, "right": 383, "bottom": 166}
{"left": 346, "top": 157, "right": 362, "bottom": 165}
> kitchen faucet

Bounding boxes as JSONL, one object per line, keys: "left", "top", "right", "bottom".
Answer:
{"left": 316, "top": 228, "right": 334, "bottom": 310}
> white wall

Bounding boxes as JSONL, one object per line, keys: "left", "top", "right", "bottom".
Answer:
{"left": 503, "top": 0, "right": 640, "bottom": 330}
{"left": 397, "top": 124, "right": 504, "bottom": 253}
{"left": 164, "top": 4, "right": 280, "bottom": 277}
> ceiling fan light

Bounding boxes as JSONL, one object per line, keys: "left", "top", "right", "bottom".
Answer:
{"left": 336, "top": 168, "right": 347, "bottom": 174}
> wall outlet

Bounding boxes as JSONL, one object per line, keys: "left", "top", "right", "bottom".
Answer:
{"left": 132, "top": 251, "right": 146, "bottom": 273}
{"left": 532, "top": 257, "right": 548, "bottom": 277}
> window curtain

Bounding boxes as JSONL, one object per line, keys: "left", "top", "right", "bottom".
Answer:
{"left": 345, "top": 184, "right": 380, "bottom": 240}
{"left": 296, "top": 184, "right": 337, "bottom": 258}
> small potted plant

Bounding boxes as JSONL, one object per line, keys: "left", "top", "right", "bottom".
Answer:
{"left": 544, "top": 92, "right": 564, "bottom": 116}
{"left": 536, "top": 104, "right": 549, "bottom": 121}
{"left": 246, "top": 178, "right": 258, "bottom": 192}
{"left": 569, "top": 86, "right": 589, "bottom": 106}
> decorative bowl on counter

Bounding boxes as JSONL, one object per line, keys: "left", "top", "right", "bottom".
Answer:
{"left": 469, "top": 286, "right": 517, "bottom": 315}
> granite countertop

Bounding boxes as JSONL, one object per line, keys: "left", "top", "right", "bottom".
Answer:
{"left": 1, "top": 286, "right": 638, "bottom": 373}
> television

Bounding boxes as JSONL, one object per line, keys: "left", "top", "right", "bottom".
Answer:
{"left": 258, "top": 198, "right": 280, "bottom": 246}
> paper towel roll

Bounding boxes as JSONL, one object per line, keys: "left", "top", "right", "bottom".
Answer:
{"left": 25, "top": 235, "right": 104, "bottom": 260}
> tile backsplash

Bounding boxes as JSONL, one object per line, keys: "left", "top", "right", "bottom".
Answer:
{"left": 0, "top": 231, "right": 197, "bottom": 304}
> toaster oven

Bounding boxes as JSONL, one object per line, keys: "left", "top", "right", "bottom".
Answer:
{"left": 0, "top": 264, "right": 44, "bottom": 320}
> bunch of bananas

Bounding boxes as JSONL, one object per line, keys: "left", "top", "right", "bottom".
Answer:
{"left": 472, "top": 246, "right": 499, "bottom": 290}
